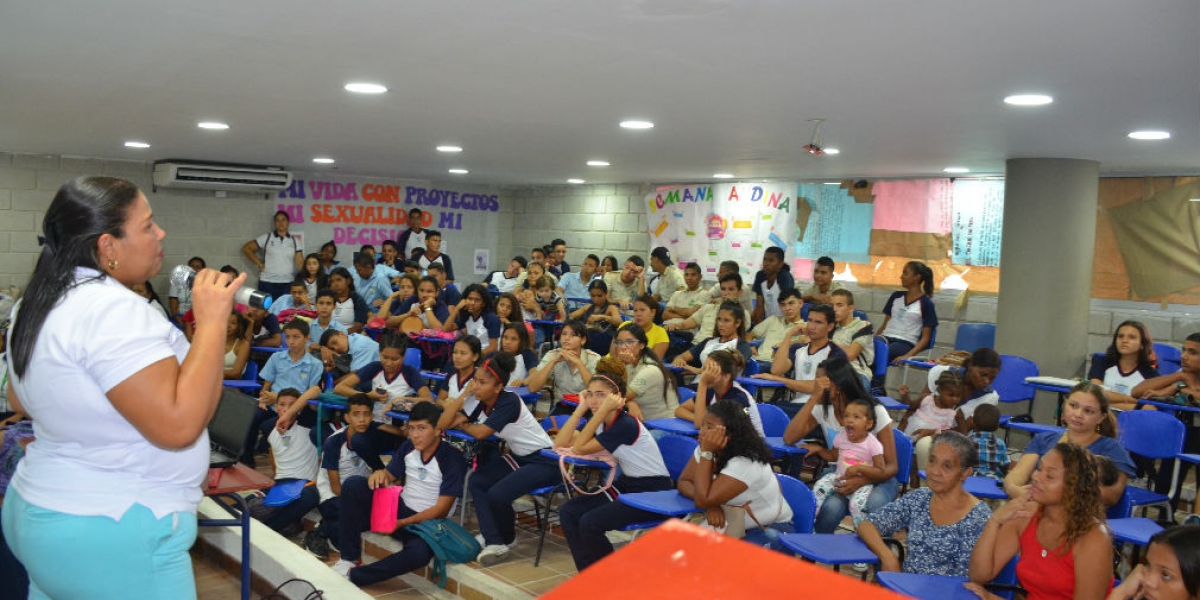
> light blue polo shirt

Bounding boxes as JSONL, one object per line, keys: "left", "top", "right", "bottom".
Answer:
{"left": 346, "top": 333, "right": 381, "bottom": 371}
{"left": 352, "top": 268, "right": 395, "bottom": 308}
{"left": 262, "top": 350, "right": 324, "bottom": 392}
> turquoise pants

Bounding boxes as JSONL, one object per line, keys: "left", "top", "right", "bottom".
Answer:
{"left": 2, "top": 489, "right": 198, "bottom": 600}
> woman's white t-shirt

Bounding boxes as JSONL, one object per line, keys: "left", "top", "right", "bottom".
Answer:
{"left": 7, "top": 268, "right": 205, "bottom": 519}
{"left": 696, "top": 450, "right": 793, "bottom": 529}
{"left": 811, "top": 402, "right": 894, "bottom": 448}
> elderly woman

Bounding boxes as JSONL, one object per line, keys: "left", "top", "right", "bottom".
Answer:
{"left": 783, "top": 356, "right": 900, "bottom": 532}
{"left": 968, "top": 442, "right": 1114, "bottom": 600}
{"left": 4, "top": 177, "right": 242, "bottom": 598}
{"left": 858, "top": 431, "right": 992, "bottom": 576}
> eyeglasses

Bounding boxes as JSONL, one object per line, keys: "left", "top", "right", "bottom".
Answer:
{"left": 613, "top": 339, "right": 640, "bottom": 347}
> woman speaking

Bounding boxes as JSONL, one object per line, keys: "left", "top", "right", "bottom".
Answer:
{"left": 2, "top": 177, "right": 244, "bottom": 599}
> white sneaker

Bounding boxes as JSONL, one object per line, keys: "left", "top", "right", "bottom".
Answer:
{"left": 475, "top": 534, "right": 485, "bottom": 547}
{"left": 476, "top": 543, "right": 512, "bottom": 566}
{"left": 850, "top": 562, "right": 869, "bottom": 573}
{"left": 332, "top": 559, "right": 356, "bottom": 579}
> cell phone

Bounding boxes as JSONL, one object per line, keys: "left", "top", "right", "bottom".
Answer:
{"left": 375, "top": 387, "right": 387, "bottom": 396}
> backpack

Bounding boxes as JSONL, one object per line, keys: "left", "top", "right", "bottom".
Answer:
{"left": 404, "top": 518, "right": 482, "bottom": 588}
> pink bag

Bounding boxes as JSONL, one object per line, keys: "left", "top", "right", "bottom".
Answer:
{"left": 370, "top": 485, "right": 404, "bottom": 533}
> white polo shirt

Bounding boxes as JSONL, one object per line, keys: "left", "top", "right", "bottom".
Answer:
{"left": 256, "top": 232, "right": 302, "bottom": 284}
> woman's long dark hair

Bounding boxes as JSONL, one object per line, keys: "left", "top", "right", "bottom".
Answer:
{"left": 11, "top": 177, "right": 142, "bottom": 377}
{"left": 709, "top": 300, "right": 746, "bottom": 340}
{"left": 1149, "top": 525, "right": 1200, "bottom": 597}
{"left": 708, "top": 400, "right": 772, "bottom": 472}
{"left": 906, "top": 260, "right": 935, "bottom": 297}
{"left": 496, "top": 292, "right": 525, "bottom": 325}
{"left": 816, "top": 356, "right": 872, "bottom": 411}
{"left": 303, "top": 252, "right": 329, "bottom": 290}
{"left": 616, "top": 323, "right": 677, "bottom": 405}
{"left": 141, "top": 280, "right": 171, "bottom": 318}
{"left": 462, "top": 283, "right": 494, "bottom": 314}
{"left": 329, "top": 266, "right": 356, "bottom": 295}
{"left": 1105, "top": 320, "right": 1156, "bottom": 370}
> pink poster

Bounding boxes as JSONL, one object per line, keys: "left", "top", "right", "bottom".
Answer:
{"left": 871, "top": 179, "right": 954, "bottom": 234}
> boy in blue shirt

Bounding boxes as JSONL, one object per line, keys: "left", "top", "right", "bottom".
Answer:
{"left": 247, "top": 320, "right": 324, "bottom": 464}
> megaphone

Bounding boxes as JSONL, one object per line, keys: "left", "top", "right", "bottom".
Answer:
{"left": 169, "top": 265, "right": 272, "bottom": 310}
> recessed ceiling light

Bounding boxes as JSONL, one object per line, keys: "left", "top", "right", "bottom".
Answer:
{"left": 312, "top": 157, "right": 335, "bottom": 164}
{"left": 1128, "top": 130, "right": 1170, "bottom": 140}
{"left": 619, "top": 120, "right": 655, "bottom": 130}
{"left": 1190, "top": 198, "right": 1200, "bottom": 203}
{"left": 567, "top": 178, "right": 586, "bottom": 184}
{"left": 197, "top": 121, "right": 229, "bottom": 130}
{"left": 823, "top": 148, "right": 841, "bottom": 155}
{"left": 436, "top": 145, "right": 463, "bottom": 153}
{"left": 1004, "top": 94, "right": 1054, "bottom": 106}
{"left": 344, "top": 82, "right": 388, "bottom": 94}
{"left": 448, "top": 168, "right": 468, "bottom": 175}
{"left": 587, "top": 160, "right": 610, "bottom": 167}
{"left": 123, "top": 141, "right": 150, "bottom": 149}
{"left": 823, "top": 182, "right": 841, "bottom": 185}
{"left": 713, "top": 173, "right": 734, "bottom": 179}
{"left": 943, "top": 167, "right": 970, "bottom": 174}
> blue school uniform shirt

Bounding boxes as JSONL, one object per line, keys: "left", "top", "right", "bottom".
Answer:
{"left": 595, "top": 411, "right": 670, "bottom": 479}
{"left": 346, "top": 333, "right": 381, "bottom": 370}
{"left": 262, "top": 351, "right": 325, "bottom": 393}
{"left": 1025, "top": 430, "right": 1136, "bottom": 477}
{"left": 479, "top": 390, "right": 553, "bottom": 457}
{"left": 309, "top": 319, "right": 348, "bottom": 349}
{"left": 321, "top": 429, "right": 375, "bottom": 482}
{"left": 456, "top": 312, "right": 502, "bottom": 349}
{"left": 352, "top": 268, "right": 395, "bottom": 308}
{"left": 439, "top": 284, "right": 462, "bottom": 307}
{"left": 386, "top": 439, "right": 467, "bottom": 513}
{"left": 704, "top": 382, "right": 766, "bottom": 438}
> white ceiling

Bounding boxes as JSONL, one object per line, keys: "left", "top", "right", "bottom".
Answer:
{"left": 1, "top": 0, "right": 1197, "bottom": 185}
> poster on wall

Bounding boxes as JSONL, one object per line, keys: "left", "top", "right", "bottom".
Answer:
{"left": 951, "top": 179, "right": 1005, "bottom": 267}
{"left": 794, "top": 183, "right": 874, "bottom": 265}
{"left": 272, "top": 176, "right": 500, "bottom": 254}
{"left": 645, "top": 183, "right": 798, "bottom": 279}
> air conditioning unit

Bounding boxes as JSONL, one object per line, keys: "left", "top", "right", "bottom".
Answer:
{"left": 152, "top": 161, "right": 293, "bottom": 192}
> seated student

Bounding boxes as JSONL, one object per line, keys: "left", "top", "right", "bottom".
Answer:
{"left": 246, "top": 305, "right": 282, "bottom": 348}
{"left": 751, "top": 246, "right": 795, "bottom": 326}
{"left": 876, "top": 260, "right": 937, "bottom": 365}
{"left": 447, "top": 284, "right": 503, "bottom": 356}
{"left": 677, "top": 399, "right": 792, "bottom": 540}
{"left": 671, "top": 300, "right": 753, "bottom": 375}
{"left": 351, "top": 252, "right": 395, "bottom": 315}
{"left": 515, "top": 260, "right": 557, "bottom": 293}
{"left": 556, "top": 357, "right": 675, "bottom": 571}
{"left": 529, "top": 246, "right": 548, "bottom": 267}
{"left": 615, "top": 294, "right": 669, "bottom": 360}
{"left": 662, "top": 262, "right": 711, "bottom": 326}
{"left": 321, "top": 329, "right": 382, "bottom": 382}
{"left": 858, "top": 431, "right": 991, "bottom": 577}
{"left": 602, "top": 255, "right": 647, "bottom": 314}
{"left": 745, "top": 288, "right": 806, "bottom": 367}
{"left": 1004, "top": 381, "right": 1134, "bottom": 508}
{"left": 333, "top": 332, "right": 430, "bottom": 442}
{"left": 441, "top": 353, "right": 560, "bottom": 566}
{"left": 426, "top": 263, "right": 460, "bottom": 307}
{"left": 252, "top": 320, "right": 325, "bottom": 466}
{"left": 558, "top": 253, "right": 599, "bottom": 300}
{"left": 376, "top": 239, "right": 404, "bottom": 277}
{"left": 398, "top": 208, "right": 428, "bottom": 258}
{"left": 304, "top": 394, "right": 380, "bottom": 560}
{"left": 270, "top": 278, "right": 318, "bottom": 325}
{"left": 493, "top": 292, "right": 529, "bottom": 333}
{"left": 568, "top": 279, "right": 622, "bottom": 331}
{"left": 302, "top": 253, "right": 330, "bottom": 299}
{"left": 487, "top": 256, "right": 526, "bottom": 294}
{"left": 550, "top": 239, "right": 570, "bottom": 275}
{"left": 308, "top": 289, "right": 348, "bottom": 354}
{"left": 328, "top": 267, "right": 369, "bottom": 334}
{"left": 1132, "top": 333, "right": 1200, "bottom": 497}
{"left": 497, "top": 323, "right": 538, "bottom": 387}
{"left": 968, "top": 403, "right": 1010, "bottom": 481}
{"left": 669, "top": 272, "right": 746, "bottom": 344}
{"left": 332, "top": 403, "right": 466, "bottom": 585}
{"left": 402, "top": 259, "right": 421, "bottom": 278}
{"left": 899, "top": 370, "right": 965, "bottom": 470}
{"left": 385, "top": 276, "right": 450, "bottom": 332}
{"left": 319, "top": 241, "right": 344, "bottom": 275}
{"left": 417, "top": 230, "right": 455, "bottom": 283}
{"left": 436, "top": 336, "right": 483, "bottom": 420}
{"left": 829, "top": 289, "right": 874, "bottom": 387}
{"left": 598, "top": 255, "right": 619, "bottom": 276}
{"left": 525, "top": 320, "right": 602, "bottom": 402}
{"left": 708, "top": 260, "right": 756, "bottom": 315}
{"left": 376, "top": 273, "right": 419, "bottom": 329}
{"left": 967, "top": 443, "right": 1114, "bottom": 600}
{"left": 800, "top": 256, "right": 846, "bottom": 305}
{"left": 612, "top": 323, "right": 680, "bottom": 423}
{"left": 675, "top": 349, "right": 766, "bottom": 437}
{"left": 647, "top": 246, "right": 685, "bottom": 305}
{"left": 1108, "top": 524, "right": 1200, "bottom": 600}
{"left": 223, "top": 310, "right": 252, "bottom": 380}
{"left": 1089, "top": 320, "right": 1160, "bottom": 410}
{"left": 752, "top": 304, "right": 846, "bottom": 418}
{"left": 256, "top": 388, "right": 321, "bottom": 535}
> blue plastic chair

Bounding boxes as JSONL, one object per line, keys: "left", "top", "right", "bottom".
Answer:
{"left": 1118, "top": 410, "right": 1185, "bottom": 520}
{"left": 222, "top": 360, "right": 263, "bottom": 393}
{"left": 657, "top": 434, "right": 700, "bottom": 482}
{"left": 954, "top": 323, "right": 995, "bottom": 354}
{"left": 404, "top": 347, "right": 422, "bottom": 371}
{"left": 993, "top": 354, "right": 1039, "bottom": 423}
{"left": 678, "top": 386, "right": 697, "bottom": 404}
{"left": 756, "top": 403, "right": 790, "bottom": 437}
{"left": 892, "top": 428, "right": 914, "bottom": 490}
{"left": 1107, "top": 488, "right": 1133, "bottom": 520}
{"left": 742, "top": 357, "right": 761, "bottom": 377}
{"left": 1154, "top": 343, "right": 1182, "bottom": 375}
{"left": 853, "top": 309, "right": 869, "bottom": 322}
{"left": 776, "top": 473, "right": 816, "bottom": 534}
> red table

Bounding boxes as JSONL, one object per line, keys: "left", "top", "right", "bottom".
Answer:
{"left": 200, "top": 464, "right": 275, "bottom": 600}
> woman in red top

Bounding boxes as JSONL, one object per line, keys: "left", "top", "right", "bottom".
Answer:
{"left": 967, "top": 442, "right": 1112, "bottom": 600}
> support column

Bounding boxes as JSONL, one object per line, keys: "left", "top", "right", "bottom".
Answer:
{"left": 995, "top": 158, "right": 1099, "bottom": 424}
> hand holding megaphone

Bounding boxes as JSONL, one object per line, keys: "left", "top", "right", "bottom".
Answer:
{"left": 170, "top": 264, "right": 273, "bottom": 311}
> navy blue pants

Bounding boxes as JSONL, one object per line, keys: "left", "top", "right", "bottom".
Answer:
{"left": 338, "top": 476, "right": 434, "bottom": 587}
{"left": 559, "top": 475, "right": 674, "bottom": 571}
{"left": 349, "top": 423, "right": 401, "bottom": 472}
{"left": 470, "top": 450, "right": 561, "bottom": 546}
